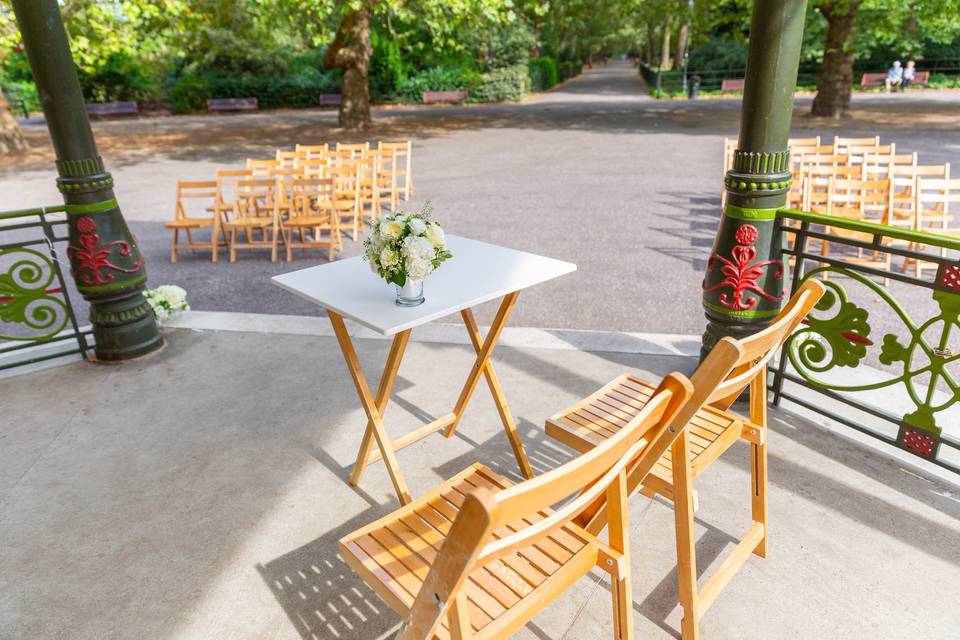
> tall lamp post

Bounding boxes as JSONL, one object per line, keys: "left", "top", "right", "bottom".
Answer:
{"left": 11, "top": 0, "right": 162, "bottom": 361}
{"left": 701, "top": 0, "right": 808, "bottom": 353}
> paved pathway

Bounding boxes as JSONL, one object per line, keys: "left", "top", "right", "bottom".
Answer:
{"left": 3, "top": 61, "right": 960, "bottom": 335}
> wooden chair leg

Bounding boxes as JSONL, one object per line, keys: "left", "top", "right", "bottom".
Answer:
{"left": 672, "top": 431, "right": 701, "bottom": 640}
{"left": 607, "top": 471, "right": 634, "bottom": 640}
{"left": 185, "top": 227, "right": 196, "bottom": 253}
{"left": 749, "top": 368, "right": 769, "bottom": 558}
{"left": 229, "top": 228, "right": 237, "bottom": 263}
{"left": 286, "top": 229, "right": 293, "bottom": 262}
{"left": 170, "top": 228, "right": 179, "bottom": 263}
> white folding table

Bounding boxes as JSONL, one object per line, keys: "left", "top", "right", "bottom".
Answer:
{"left": 272, "top": 235, "right": 576, "bottom": 504}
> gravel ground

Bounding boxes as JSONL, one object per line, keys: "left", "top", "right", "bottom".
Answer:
{"left": 3, "top": 60, "right": 959, "bottom": 335}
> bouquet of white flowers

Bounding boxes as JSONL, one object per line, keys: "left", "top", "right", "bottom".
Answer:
{"left": 145, "top": 285, "right": 189, "bottom": 321}
{"left": 363, "top": 203, "right": 452, "bottom": 290}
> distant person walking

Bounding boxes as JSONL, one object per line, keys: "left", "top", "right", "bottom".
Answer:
{"left": 901, "top": 60, "right": 917, "bottom": 90}
{"left": 885, "top": 60, "right": 903, "bottom": 93}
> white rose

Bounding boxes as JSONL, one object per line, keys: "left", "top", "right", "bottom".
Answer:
{"left": 408, "top": 217, "right": 427, "bottom": 235}
{"left": 380, "top": 220, "right": 403, "bottom": 239}
{"left": 425, "top": 222, "right": 445, "bottom": 248}
{"left": 379, "top": 248, "right": 399, "bottom": 268}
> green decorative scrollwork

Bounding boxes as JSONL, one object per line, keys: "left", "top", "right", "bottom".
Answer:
{"left": 0, "top": 248, "right": 69, "bottom": 341}
{"left": 787, "top": 266, "right": 960, "bottom": 436}
{"left": 791, "top": 279, "right": 871, "bottom": 373}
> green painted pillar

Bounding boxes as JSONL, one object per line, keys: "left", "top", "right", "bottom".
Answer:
{"left": 702, "top": 0, "right": 808, "bottom": 354}
{"left": 12, "top": 0, "right": 162, "bottom": 361}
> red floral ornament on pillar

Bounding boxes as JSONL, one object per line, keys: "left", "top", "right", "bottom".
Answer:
{"left": 703, "top": 223, "right": 784, "bottom": 311}
{"left": 68, "top": 216, "right": 142, "bottom": 286}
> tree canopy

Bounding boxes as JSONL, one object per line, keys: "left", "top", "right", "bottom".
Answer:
{"left": 0, "top": 0, "right": 958, "bottom": 128}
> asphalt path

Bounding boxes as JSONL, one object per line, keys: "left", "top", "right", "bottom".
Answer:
{"left": 3, "top": 60, "right": 959, "bottom": 336}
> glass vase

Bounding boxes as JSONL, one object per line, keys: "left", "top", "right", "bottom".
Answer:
{"left": 395, "top": 278, "right": 425, "bottom": 307}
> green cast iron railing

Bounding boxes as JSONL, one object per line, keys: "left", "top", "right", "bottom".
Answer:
{"left": 772, "top": 209, "right": 960, "bottom": 473}
{"left": 0, "top": 205, "right": 92, "bottom": 370}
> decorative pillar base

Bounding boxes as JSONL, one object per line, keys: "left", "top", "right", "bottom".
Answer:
{"left": 89, "top": 288, "right": 163, "bottom": 361}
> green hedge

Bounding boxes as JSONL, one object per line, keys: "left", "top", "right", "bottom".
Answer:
{"left": 395, "top": 66, "right": 482, "bottom": 103}
{"left": 557, "top": 60, "right": 582, "bottom": 81}
{"left": 472, "top": 64, "right": 530, "bottom": 102}
{"left": 168, "top": 71, "right": 341, "bottom": 113}
{"left": 528, "top": 56, "right": 559, "bottom": 92}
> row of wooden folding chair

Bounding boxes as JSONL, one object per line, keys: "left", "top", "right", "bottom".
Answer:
{"left": 338, "top": 280, "right": 825, "bottom": 639}
{"left": 166, "top": 172, "right": 346, "bottom": 262}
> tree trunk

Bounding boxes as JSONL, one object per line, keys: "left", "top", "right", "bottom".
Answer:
{"left": 660, "top": 21, "right": 672, "bottom": 70}
{"left": 324, "top": 3, "right": 372, "bottom": 129}
{"left": 811, "top": 1, "right": 860, "bottom": 118}
{"left": 674, "top": 22, "right": 689, "bottom": 71}
{"left": 0, "top": 92, "right": 27, "bottom": 155}
{"left": 645, "top": 24, "right": 656, "bottom": 64}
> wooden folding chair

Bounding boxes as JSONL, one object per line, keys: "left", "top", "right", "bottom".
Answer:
{"left": 801, "top": 162, "right": 862, "bottom": 213}
{"left": 833, "top": 135, "right": 880, "bottom": 154}
{"left": 296, "top": 157, "right": 328, "bottom": 179}
{"left": 545, "top": 280, "right": 825, "bottom": 640}
{"left": 380, "top": 140, "right": 413, "bottom": 201}
{"left": 846, "top": 142, "right": 894, "bottom": 165}
{"left": 823, "top": 177, "right": 894, "bottom": 279}
{"left": 165, "top": 180, "right": 223, "bottom": 263}
{"left": 223, "top": 177, "right": 282, "bottom": 262}
{"left": 336, "top": 141, "right": 370, "bottom": 159}
{"left": 369, "top": 147, "right": 400, "bottom": 212}
{"left": 295, "top": 143, "right": 328, "bottom": 160}
{"left": 328, "top": 162, "right": 362, "bottom": 241}
{"left": 903, "top": 178, "right": 960, "bottom": 276}
{"left": 891, "top": 163, "right": 951, "bottom": 228}
{"left": 353, "top": 156, "right": 379, "bottom": 220}
{"left": 276, "top": 149, "right": 305, "bottom": 169}
{"left": 246, "top": 158, "right": 280, "bottom": 177}
{"left": 281, "top": 178, "right": 340, "bottom": 261}
{"left": 785, "top": 144, "right": 831, "bottom": 209}
{"left": 341, "top": 365, "right": 710, "bottom": 640}
{"left": 863, "top": 151, "right": 917, "bottom": 182}
{"left": 324, "top": 148, "right": 357, "bottom": 168}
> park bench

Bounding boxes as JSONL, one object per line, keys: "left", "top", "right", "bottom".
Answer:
{"left": 421, "top": 90, "right": 469, "bottom": 104}
{"left": 318, "top": 93, "right": 341, "bottom": 107}
{"left": 86, "top": 101, "right": 139, "bottom": 117}
{"left": 860, "top": 70, "right": 930, "bottom": 88}
{"left": 720, "top": 78, "right": 745, "bottom": 92}
{"left": 206, "top": 97, "right": 258, "bottom": 113}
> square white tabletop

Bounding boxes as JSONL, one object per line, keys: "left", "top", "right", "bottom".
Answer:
{"left": 272, "top": 235, "right": 576, "bottom": 335}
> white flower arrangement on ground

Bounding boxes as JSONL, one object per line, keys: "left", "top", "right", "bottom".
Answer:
{"left": 363, "top": 202, "right": 453, "bottom": 287}
{"left": 145, "top": 285, "right": 189, "bottom": 321}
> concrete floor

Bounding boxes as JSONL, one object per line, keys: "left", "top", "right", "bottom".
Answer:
{"left": 3, "top": 61, "right": 960, "bottom": 335}
{"left": 2, "top": 325, "right": 958, "bottom": 639}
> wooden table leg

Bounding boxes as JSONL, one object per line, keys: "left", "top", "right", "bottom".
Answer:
{"left": 328, "top": 311, "right": 413, "bottom": 504}
{"left": 350, "top": 329, "right": 411, "bottom": 486}
{"left": 444, "top": 291, "right": 533, "bottom": 479}
{"left": 459, "top": 307, "right": 534, "bottom": 479}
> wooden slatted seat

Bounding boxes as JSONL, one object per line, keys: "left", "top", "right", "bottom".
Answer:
{"left": 342, "top": 464, "right": 593, "bottom": 639}
{"left": 547, "top": 373, "right": 742, "bottom": 501}
{"left": 544, "top": 280, "right": 825, "bottom": 639}
{"left": 340, "top": 363, "right": 724, "bottom": 640}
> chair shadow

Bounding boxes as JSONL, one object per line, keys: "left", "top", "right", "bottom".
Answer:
{"left": 256, "top": 509, "right": 403, "bottom": 640}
